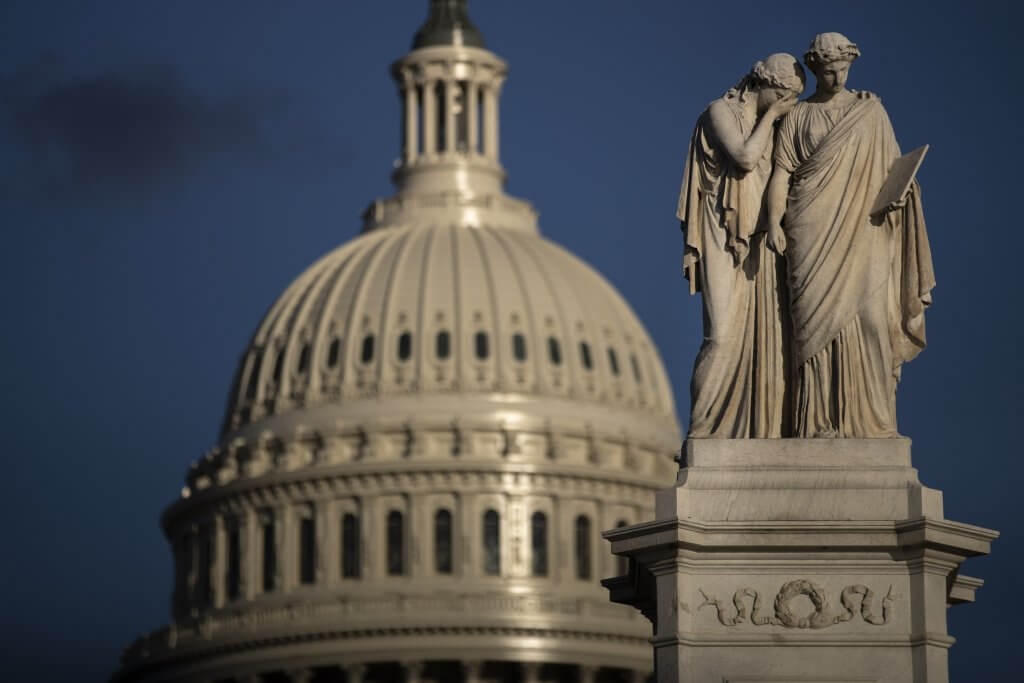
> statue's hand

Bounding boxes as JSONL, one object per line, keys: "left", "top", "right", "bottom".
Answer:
{"left": 767, "top": 226, "right": 787, "bottom": 254}
{"left": 885, "top": 197, "right": 907, "bottom": 213}
{"left": 852, "top": 89, "right": 881, "bottom": 102}
{"left": 769, "top": 92, "right": 799, "bottom": 119}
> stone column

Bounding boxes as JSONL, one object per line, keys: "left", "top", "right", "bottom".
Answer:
{"left": 403, "top": 77, "right": 418, "bottom": 164}
{"left": 522, "top": 662, "right": 541, "bottom": 683}
{"left": 422, "top": 78, "right": 437, "bottom": 160}
{"left": 483, "top": 84, "right": 498, "bottom": 161}
{"left": 461, "top": 660, "right": 483, "bottom": 683}
{"left": 578, "top": 665, "right": 597, "bottom": 683}
{"left": 467, "top": 80, "right": 479, "bottom": 155}
{"left": 288, "top": 668, "right": 313, "bottom": 683}
{"left": 445, "top": 79, "right": 457, "bottom": 156}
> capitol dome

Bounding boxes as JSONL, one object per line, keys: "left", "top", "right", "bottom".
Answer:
{"left": 116, "top": 3, "right": 680, "bottom": 682}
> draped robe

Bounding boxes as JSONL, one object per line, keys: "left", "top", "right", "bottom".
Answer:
{"left": 774, "top": 98, "right": 934, "bottom": 437}
{"left": 677, "top": 96, "right": 789, "bottom": 438}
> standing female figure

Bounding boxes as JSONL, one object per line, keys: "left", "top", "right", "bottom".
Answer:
{"left": 765, "top": 33, "right": 935, "bottom": 438}
{"left": 678, "top": 54, "right": 805, "bottom": 438}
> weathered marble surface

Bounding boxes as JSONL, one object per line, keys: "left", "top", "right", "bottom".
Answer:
{"left": 605, "top": 439, "right": 997, "bottom": 683}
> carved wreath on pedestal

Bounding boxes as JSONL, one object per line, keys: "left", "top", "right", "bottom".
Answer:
{"left": 698, "top": 579, "right": 895, "bottom": 628}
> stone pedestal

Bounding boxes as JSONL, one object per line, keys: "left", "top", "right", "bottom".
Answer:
{"left": 603, "top": 439, "right": 997, "bottom": 683}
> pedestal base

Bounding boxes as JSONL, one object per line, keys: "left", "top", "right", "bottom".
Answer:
{"left": 603, "top": 439, "right": 997, "bottom": 683}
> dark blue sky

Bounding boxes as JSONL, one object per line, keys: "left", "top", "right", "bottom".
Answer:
{"left": 2, "top": 1, "right": 1020, "bottom": 680}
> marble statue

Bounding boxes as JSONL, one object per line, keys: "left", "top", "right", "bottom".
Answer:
{"left": 680, "top": 34, "right": 935, "bottom": 439}
{"left": 765, "top": 32, "right": 935, "bottom": 438}
{"left": 677, "top": 54, "right": 805, "bottom": 438}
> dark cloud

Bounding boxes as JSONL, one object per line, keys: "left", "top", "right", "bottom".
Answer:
{"left": 0, "top": 58, "right": 341, "bottom": 201}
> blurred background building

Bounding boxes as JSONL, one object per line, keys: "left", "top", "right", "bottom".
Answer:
{"left": 114, "top": 2, "right": 680, "bottom": 681}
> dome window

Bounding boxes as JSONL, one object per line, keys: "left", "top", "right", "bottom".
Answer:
{"left": 327, "top": 338, "right": 341, "bottom": 368}
{"left": 483, "top": 509, "right": 500, "bottom": 576}
{"left": 435, "top": 330, "right": 451, "bottom": 360}
{"left": 531, "top": 511, "right": 548, "bottom": 577}
{"left": 297, "top": 343, "right": 311, "bottom": 373}
{"left": 272, "top": 348, "right": 285, "bottom": 383}
{"left": 245, "top": 353, "right": 262, "bottom": 399}
{"left": 608, "top": 347, "right": 620, "bottom": 376}
{"left": 575, "top": 515, "right": 592, "bottom": 580}
{"left": 196, "top": 525, "right": 213, "bottom": 608}
{"left": 615, "top": 519, "right": 629, "bottom": 575}
{"left": 261, "top": 512, "right": 276, "bottom": 592}
{"left": 547, "top": 337, "right": 562, "bottom": 366}
{"left": 397, "top": 331, "right": 413, "bottom": 361}
{"left": 579, "top": 341, "right": 593, "bottom": 371}
{"left": 434, "top": 509, "right": 453, "bottom": 574}
{"left": 474, "top": 331, "right": 489, "bottom": 360}
{"left": 341, "top": 513, "right": 361, "bottom": 579}
{"left": 361, "top": 334, "right": 375, "bottom": 364}
{"left": 226, "top": 522, "right": 241, "bottom": 601}
{"left": 512, "top": 333, "right": 527, "bottom": 362}
{"left": 387, "top": 510, "right": 404, "bottom": 576}
{"left": 299, "top": 507, "right": 316, "bottom": 586}
{"left": 631, "top": 353, "right": 643, "bottom": 383}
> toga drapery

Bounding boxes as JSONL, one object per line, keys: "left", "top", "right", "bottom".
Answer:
{"left": 774, "top": 98, "right": 934, "bottom": 437}
{"left": 677, "top": 97, "right": 789, "bottom": 438}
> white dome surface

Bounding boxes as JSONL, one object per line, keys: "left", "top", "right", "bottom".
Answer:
{"left": 224, "top": 222, "right": 677, "bottom": 442}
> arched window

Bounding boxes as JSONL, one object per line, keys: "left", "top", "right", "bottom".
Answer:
{"left": 397, "top": 331, "right": 413, "bottom": 361}
{"left": 261, "top": 512, "right": 276, "bottom": 592}
{"left": 341, "top": 513, "right": 361, "bottom": 578}
{"left": 387, "top": 510, "right": 404, "bottom": 576}
{"left": 616, "top": 519, "right": 629, "bottom": 576}
{"left": 299, "top": 507, "right": 316, "bottom": 585}
{"left": 531, "top": 511, "right": 548, "bottom": 577}
{"left": 631, "top": 353, "right": 643, "bottom": 383}
{"left": 327, "top": 337, "right": 341, "bottom": 368}
{"left": 297, "top": 343, "right": 311, "bottom": 373}
{"left": 483, "top": 509, "right": 500, "bottom": 576}
{"left": 579, "top": 342, "right": 593, "bottom": 371}
{"left": 547, "top": 337, "right": 562, "bottom": 366}
{"left": 474, "top": 331, "right": 489, "bottom": 360}
{"left": 608, "top": 347, "right": 620, "bottom": 376}
{"left": 245, "top": 352, "right": 262, "bottom": 399}
{"left": 436, "top": 330, "right": 451, "bottom": 360}
{"left": 512, "top": 333, "right": 527, "bottom": 361}
{"left": 361, "top": 334, "right": 375, "bottom": 364}
{"left": 435, "top": 509, "right": 453, "bottom": 574}
{"left": 196, "top": 525, "right": 213, "bottom": 607}
{"left": 226, "top": 522, "right": 241, "bottom": 600}
{"left": 575, "top": 515, "right": 592, "bottom": 580}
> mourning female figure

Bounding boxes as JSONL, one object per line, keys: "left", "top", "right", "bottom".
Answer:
{"left": 677, "top": 54, "right": 805, "bottom": 438}
{"left": 765, "top": 33, "right": 935, "bottom": 438}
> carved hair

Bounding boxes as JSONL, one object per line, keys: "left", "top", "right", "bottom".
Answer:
{"left": 804, "top": 32, "right": 861, "bottom": 69}
{"left": 725, "top": 53, "right": 805, "bottom": 102}
{"left": 750, "top": 53, "right": 806, "bottom": 94}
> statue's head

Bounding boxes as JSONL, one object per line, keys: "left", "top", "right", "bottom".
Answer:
{"left": 749, "top": 53, "right": 805, "bottom": 114}
{"left": 804, "top": 32, "right": 860, "bottom": 95}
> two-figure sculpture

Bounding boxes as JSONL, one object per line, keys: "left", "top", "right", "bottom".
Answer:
{"left": 678, "top": 32, "right": 935, "bottom": 439}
